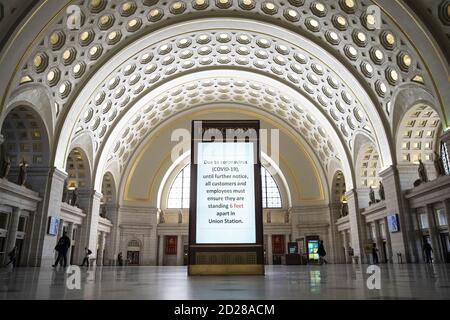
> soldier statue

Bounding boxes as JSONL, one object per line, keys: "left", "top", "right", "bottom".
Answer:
{"left": 418, "top": 159, "right": 428, "bottom": 183}
{"left": 378, "top": 181, "right": 385, "bottom": 201}
{"left": 71, "top": 188, "right": 79, "bottom": 207}
{"left": 369, "top": 186, "right": 376, "bottom": 205}
{"left": 434, "top": 152, "right": 445, "bottom": 177}
{"left": 0, "top": 156, "right": 11, "bottom": 179}
{"left": 18, "top": 158, "right": 28, "bottom": 186}
{"left": 178, "top": 210, "right": 183, "bottom": 224}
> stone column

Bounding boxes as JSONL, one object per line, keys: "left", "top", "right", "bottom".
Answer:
{"left": 76, "top": 190, "right": 102, "bottom": 265}
{"left": 28, "top": 168, "right": 67, "bottom": 267}
{"left": 267, "top": 234, "right": 273, "bottom": 265}
{"left": 345, "top": 189, "right": 366, "bottom": 264}
{"left": 373, "top": 221, "right": 384, "bottom": 263}
{"left": 105, "top": 205, "right": 119, "bottom": 265}
{"left": 426, "top": 204, "right": 442, "bottom": 262}
{"left": 383, "top": 217, "right": 394, "bottom": 263}
{"left": 176, "top": 234, "right": 183, "bottom": 266}
{"left": 66, "top": 222, "right": 74, "bottom": 265}
{"left": 379, "top": 166, "right": 411, "bottom": 263}
{"left": 97, "top": 231, "right": 106, "bottom": 266}
{"left": 329, "top": 203, "right": 342, "bottom": 263}
{"left": 341, "top": 231, "right": 347, "bottom": 263}
{"left": 158, "top": 235, "right": 164, "bottom": 266}
{"left": 6, "top": 207, "right": 22, "bottom": 257}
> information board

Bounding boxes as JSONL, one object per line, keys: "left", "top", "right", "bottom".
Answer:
{"left": 196, "top": 142, "right": 256, "bottom": 244}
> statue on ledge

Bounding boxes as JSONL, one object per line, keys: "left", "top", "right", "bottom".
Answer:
{"left": 101, "top": 205, "right": 107, "bottom": 218}
{"left": 178, "top": 210, "right": 183, "bottom": 224}
{"left": 369, "top": 186, "right": 376, "bottom": 206}
{"left": 0, "top": 156, "right": 11, "bottom": 179}
{"left": 418, "top": 159, "right": 428, "bottom": 183}
{"left": 341, "top": 202, "right": 349, "bottom": 217}
{"left": 159, "top": 210, "right": 165, "bottom": 224}
{"left": 434, "top": 152, "right": 445, "bottom": 177}
{"left": 71, "top": 188, "right": 78, "bottom": 207}
{"left": 62, "top": 183, "right": 69, "bottom": 203}
{"left": 17, "top": 158, "right": 28, "bottom": 186}
{"left": 266, "top": 211, "right": 271, "bottom": 223}
{"left": 378, "top": 181, "right": 385, "bottom": 201}
{"left": 285, "top": 211, "right": 290, "bottom": 224}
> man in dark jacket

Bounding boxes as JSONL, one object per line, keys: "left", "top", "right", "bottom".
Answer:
{"left": 318, "top": 240, "right": 328, "bottom": 265}
{"left": 423, "top": 241, "right": 433, "bottom": 263}
{"left": 52, "top": 231, "right": 71, "bottom": 268}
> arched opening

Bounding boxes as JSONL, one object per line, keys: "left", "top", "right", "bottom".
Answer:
{"left": 396, "top": 104, "right": 443, "bottom": 181}
{"left": 397, "top": 105, "right": 441, "bottom": 164}
{"left": 100, "top": 172, "right": 116, "bottom": 218}
{"left": 0, "top": 105, "right": 50, "bottom": 189}
{"left": 356, "top": 144, "right": 381, "bottom": 189}
{"left": 332, "top": 171, "right": 348, "bottom": 218}
{"left": 63, "top": 147, "right": 91, "bottom": 207}
{"left": 127, "top": 239, "right": 141, "bottom": 265}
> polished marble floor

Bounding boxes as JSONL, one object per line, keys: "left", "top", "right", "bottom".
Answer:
{"left": 1, "top": 264, "right": 450, "bottom": 300}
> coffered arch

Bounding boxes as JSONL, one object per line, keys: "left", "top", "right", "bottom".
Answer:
{"left": 47, "top": 19, "right": 396, "bottom": 191}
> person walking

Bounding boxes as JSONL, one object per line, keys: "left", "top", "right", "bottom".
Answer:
{"left": 5, "top": 246, "right": 18, "bottom": 268}
{"left": 318, "top": 240, "right": 327, "bottom": 265}
{"left": 52, "top": 231, "right": 71, "bottom": 268}
{"left": 372, "top": 243, "right": 379, "bottom": 264}
{"left": 80, "top": 247, "right": 92, "bottom": 267}
{"left": 117, "top": 252, "right": 123, "bottom": 266}
{"left": 423, "top": 241, "right": 433, "bottom": 263}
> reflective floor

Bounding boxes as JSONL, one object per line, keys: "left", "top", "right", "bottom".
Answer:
{"left": 1, "top": 264, "right": 450, "bottom": 300}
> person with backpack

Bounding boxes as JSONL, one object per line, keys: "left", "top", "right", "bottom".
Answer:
{"left": 318, "top": 240, "right": 327, "bottom": 265}
{"left": 80, "top": 247, "right": 93, "bottom": 267}
{"left": 423, "top": 241, "right": 433, "bottom": 263}
{"left": 52, "top": 231, "right": 71, "bottom": 268}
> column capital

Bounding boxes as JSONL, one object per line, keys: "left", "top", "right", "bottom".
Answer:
{"left": 49, "top": 167, "right": 68, "bottom": 181}
{"left": 379, "top": 165, "right": 398, "bottom": 180}
{"left": 344, "top": 189, "right": 357, "bottom": 199}
{"left": 78, "top": 188, "right": 103, "bottom": 200}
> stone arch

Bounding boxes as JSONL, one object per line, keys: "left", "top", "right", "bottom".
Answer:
{"left": 396, "top": 104, "right": 442, "bottom": 166}
{"left": 2, "top": 84, "right": 55, "bottom": 146}
{"left": 101, "top": 171, "right": 116, "bottom": 204}
{"left": 0, "top": 104, "right": 50, "bottom": 188}
{"left": 331, "top": 170, "right": 347, "bottom": 204}
{"left": 52, "top": 18, "right": 393, "bottom": 187}
{"left": 355, "top": 142, "right": 381, "bottom": 188}
{"left": 391, "top": 83, "right": 442, "bottom": 140}
{"left": 64, "top": 147, "right": 92, "bottom": 190}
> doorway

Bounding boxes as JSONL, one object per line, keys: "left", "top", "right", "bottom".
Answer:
{"left": 127, "top": 251, "right": 140, "bottom": 265}
{"left": 440, "top": 233, "right": 450, "bottom": 263}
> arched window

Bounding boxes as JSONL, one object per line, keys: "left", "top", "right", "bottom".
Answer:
{"left": 441, "top": 142, "right": 450, "bottom": 175}
{"left": 167, "top": 164, "right": 282, "bottom": 209}
{"left": 167, "top": 165, "right": 190, "bottom": 209}
{"left": 261, "top": 166, "right": 282, "bottom": 208}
